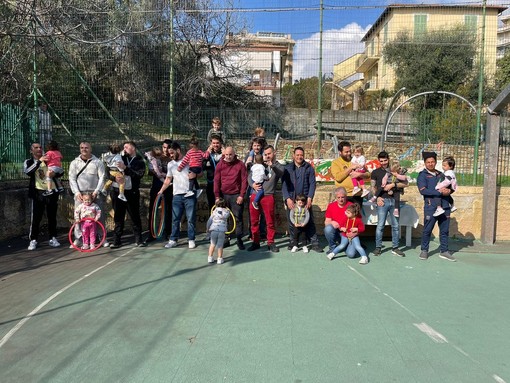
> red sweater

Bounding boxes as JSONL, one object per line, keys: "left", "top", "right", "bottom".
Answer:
{"left": 214, "top": 156, "right": 248, "bottom": 198}
{"left": 337, "top": 215, "right": 365, "bottom": 237}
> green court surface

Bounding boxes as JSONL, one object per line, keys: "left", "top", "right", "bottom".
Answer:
{"left": 0, "top": 235, "right": 509, "bottom": 383}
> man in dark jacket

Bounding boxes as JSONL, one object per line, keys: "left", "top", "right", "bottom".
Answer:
{"left": 282, "top": 147, "right": 323, "bottom": 252}
{"left": 24, "top": 142, "right": 61, "bottom": 250}
{"left": 214, "top": 146, "right": 248, "bottom": 250}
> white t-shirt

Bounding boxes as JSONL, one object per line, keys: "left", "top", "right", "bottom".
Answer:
{"left": 167, "top": 159, "right": 190, "bottom": 195}
{"left": 351, "top": 154, "right": 366, "bottom": 168}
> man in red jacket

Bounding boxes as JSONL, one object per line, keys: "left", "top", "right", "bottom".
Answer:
{"left": 214, "top": 147, "right": 248, "bottom": 250}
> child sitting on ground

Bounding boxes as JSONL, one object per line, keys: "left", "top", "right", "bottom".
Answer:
{"left": 101, "top": 144, "right": 127, "bottom": 201}
{"left": 434, "top": 156, "right": 458, "bottom": 217}
{"left": 326, "top": 203, "right": 368, "bottom": 264}
{"left": 74, "top": 193, "right": 102, "bottom": 250}
{"left": 42, "top": 140, "right": 64, "bottom": 196}
{"left": 250, "top": 154, "right": 269, "bottom": 210}
{"left": 177, "top": 136, "right": 208, "bottom": 197}
{"left": 350, "top": 145, "right": 370, "bottom": 198}
{"left": 289, "top": 194, "right": 311, "bottom": 253}
{"left": 145, "top": 147, "right": 166, "bottom": 182}
{"left": 370, "top": 159, "right": 408, "bottom": 217}
{"left": 207, "top": 198, "right": 230, "bottom": 265}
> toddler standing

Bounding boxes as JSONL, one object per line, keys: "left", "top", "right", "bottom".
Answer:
{"left": 434, "top": 156, "right": 458, "bottom": 216}
{"left": 74, "top": 193, "right": 102, "bottom": 250}
{"left": 42, "top": 140, "right": 64, "bottom": 196}
{"left": 207, "top": 198, "right": 230, "bottom": 264}
{"left": 289, "top": 194, "right": 311, "bottom": 253}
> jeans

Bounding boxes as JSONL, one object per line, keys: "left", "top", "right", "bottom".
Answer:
{"left": 170, "top": 193, "right": 197, "bottom": 242}
{"left": 324, "top": 224, "right": 356, "bottom": 258}
{"left": 375, "top": 198, "right": 399, "bottom": 249}
{"left": 331, "top": 236, "right": 366, "bottom": 258}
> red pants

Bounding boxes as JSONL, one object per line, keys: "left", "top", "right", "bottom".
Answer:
{"left": 81, "top": 220, "right": 97, "bottom": 245}
{"left": 249, "top": 194, "right": 276, "bottom": 245}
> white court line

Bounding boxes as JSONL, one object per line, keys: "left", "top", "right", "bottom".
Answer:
{"left": 0, "top": 248, "right": 134, "bottom": 349}
{"left": 413, "top": 322, "right": 448, "bottom": 343}
{"left": 493, "top": 374, "right": 507, "bottom": 383}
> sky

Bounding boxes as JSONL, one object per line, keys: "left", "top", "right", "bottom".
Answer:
{"left": 233, "top": 0, "right": 510, "bottom": 79}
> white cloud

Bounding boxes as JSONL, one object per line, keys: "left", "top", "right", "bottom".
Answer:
{"left": 293, "top": 23, "right": 370, "bottom": 80}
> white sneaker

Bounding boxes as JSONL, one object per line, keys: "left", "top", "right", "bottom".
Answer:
{"left": 118, "top": 194, "right": 127, "bottom": 202}
{"left": 69, "top": 239, "right": 81, "bottom": 249}
{"left": 196, "top": 189, "right": 203, "bottom": 199}
{"left": 49, "top": 237, "right": 61, "bottom": 247}
{"left": 165, "top": 240, "right": 177, "bottom": 248}
{"left": 217, "top": 257, "right": 224, "bottom": 264}
{"left": 302, "top": 246, "right": 309, "bottom": 253}
{"left": 81, "top": 244, "right": 90, "bottom": 250}
{"left": 208, "top": 256, "right": 214, "bottom": 263}
{"left": 103, "top": 241, "right": 110, "bottom": 248}
{"left": 184, "top": 191, "right": 195, "bottom": 198}
{"left": 451, "top": 206, "right": 457, "bottom": 212}
{"left": 433, "top": 207, "right": 445, "bottom": 217}
{"left": 290, "top": 246, "right": 299, "bottom": 253}
{"left": 359, "top": 255, "right": 369, "bottom": 265}
{"left": 28, "top": 240, "right": 37, "bottom": 251}
{"left": 361, "top": 189, "right": 370, "bottom": 198}
{"left": 189, "top": 240, "right": 196, "bottom": 249}
{"left": 327, "top": 252, "right": 335, "bottom": 260}
{"left": 352, "top": 187, "right": 361, "bottom": 196}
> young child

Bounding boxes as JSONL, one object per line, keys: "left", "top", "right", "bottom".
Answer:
{"left": 145, "top": 147, "right": 166, "bottom": 182}
{"left": 251, "top": 154, "right": 269, "bottom": 210}
{"left": 178, "top": 137, "right": 207, "bottom": 197}
{"left": 289, "top": 194, "right": 311, "bottom": 253}
{"left": 207, "top": 116, "right": 226, "bottom": 144}
{"left": 206, "top": 198, "right": 230, "bottom": 264}
{"left": 42, "top": 140, "right": 64, "bottom": 196}
{"left": 326, "top": 203, "right": 369, "bottom": 264}
{"left": 101, "top": 144, "right": 127, "bottom": 202}
{"left": 74, "top": 193, "right": 102, "bottom": 250}
{"left": 434, "top": 156, "right": 458, "bottom": 217}
{"left": 350, "top": 145, "right": 370, "bottom": 198}
{"left": 370, "top": 159, "right": 408, "bottom": 217}
{"left": 245, "top": 128, "right": 267, "bottom": 164}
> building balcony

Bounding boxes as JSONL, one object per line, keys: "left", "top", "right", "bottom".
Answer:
{"left": 356, "top": 53, "right": 380, "bottom": 73}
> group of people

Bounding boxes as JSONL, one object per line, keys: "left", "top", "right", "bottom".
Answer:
{"left": 25, "top": 118, "right": 458, "bottom": 264}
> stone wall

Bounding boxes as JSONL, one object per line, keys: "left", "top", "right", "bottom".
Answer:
{"left": 2, "top": 184, "right": 509, "bottom": 243}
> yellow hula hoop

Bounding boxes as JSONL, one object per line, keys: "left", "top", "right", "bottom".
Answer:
{"left": 210, "top": 205, "right": 236, "bottom": 235}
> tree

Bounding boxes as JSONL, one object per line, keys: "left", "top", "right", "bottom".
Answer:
{"left": 496, "top": 50, "right": 510, "bottom": 91}
{"left": 383, "top": 25, "right": 477, "bottom": 108}
{"left": 282, "top": 77, "right": 331, "bottom": 109}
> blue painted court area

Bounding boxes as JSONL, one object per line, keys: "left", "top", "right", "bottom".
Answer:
{"left": 0, "top": 235, "right": 509, "bottom": 383}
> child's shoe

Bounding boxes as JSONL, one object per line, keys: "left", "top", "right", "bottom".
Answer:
{"left": 433, "top": 207, "right": 445, "bottom": 217}
{"left": 327, "top": 252, "right": 335, "bottom": 260}
{"left": 208, "top": 256, "right": 214, "bottom": 263}
{"left": 352, "top": 187, "right": 362, "bottom": 196}
{"left": 118, "top": 193, "right": 127, "bottom": 202}
{"left": 451, "top": 205, "right": 457, "bottom": 212}
{"left": 57, "top": 188, "right": 65, "bottom": 194}
{"left": 217, "top": 257, "right": 224, "bottom": 265}
{"left": 184, "top": 191, "right": 195, "bottom": 198}
{"left": 81, "top": 244, "right": 90, "bottom": 250}
{"left": 361, "top": 189, "right": 370, "bottom": 198}
{"left": 393, "top": 208, "right": 399, "bottom": 217}
{"left": 42, "top": 190, "right": 54, "bottom": 196}
{"left": 252, "top": 201, "right": 259, "bottom": 210}
{"left": 359, "top": 255, "right": 369, "bottom": 264}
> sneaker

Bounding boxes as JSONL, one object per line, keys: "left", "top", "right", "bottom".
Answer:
{"left": 164, "top": 240, "right": 177, "bottom": 249}
{"left": 118, "top": 194, "right": 127, "bottom": 202}
{"left": 103, "top": 241, "right": 110, "bottom": 248}
{"left": 433, "top": 207, "right": 445, "bottom": 217}
{"left": 361, "top": 189, "right": 370, "bottom": 198}
{"left": 268, "top": 244, "right": 279, "bottom": 253}
{"left": 439, "top": 251, "right": 456, "bottom": 262}
{"left": 184, "top": 191, "right": 195, "bottom": 198}
{"left": 369, "top": 196, "right": 377, "bottom": 203}
{"left": 135, "top": 242, "right": 147, "bottom": 247}
{"left": 196, "top": 189, "right": 203, "bottom": 199}
{"left": 188, "top": 240, "right": 196, "bottom": 249}
{"left": 352, "top": 187, "right": 361, "bottom": 196}
{"left": 81, "top": 244, "right": 90, "bottom": 250}
{"left": 49, "top": 237, "right": 61, "bottom": 247}
{"left": 217, "top": 257, "right": 224, "bottom": 265}
{"left": 42, "top": 190, "right": 54, "bottom": 196}
{"left": 101, "top": 189, "right": 108, "bottom": 196}
{"left": 311, "top": 245, "right": 323, "bottom": 253}
{"left": 251, "top": 201, "right": 259, "bottom": 210}
{"left": 28, "top": 239, "right": 37, "bottom": 251}
{"left": 247, "top": 243, "right": 260, "bottom": 251}
{"left": 236, "top": 239, "right": 245, "bottom": 250}
{"left": 359, "top": 255, "right": 369, "bottom": 264}
{"left": 57, "top": 188, "right": 65, "bottom": 194}
{"left": 419, "top": 250, "right": 429, "bottom": 260}
{"left": 327, "top": 252, "right": 335, "bottom": 260}
{"left": 451, "top": 206, "right": 458, "bottom": 212}
{"left": 290, "top": 246, "right": 299, "bottom": 253}
{"left": 391, "top": 248, "right": 405, "bottom": 257}
{"left": 393, "top": 209, "right": 399, "bottom": 217}
{"left": 69, "top": 239, "right": 81, "bottom": 249}
{"left": 373, "top": 247, "right": 382, "bottom": 256}
{"left": 302, "top": 246, "right": 309, "bottom": 253}
{"left": 208, "top": 256, "right": 214, "bottom": 263}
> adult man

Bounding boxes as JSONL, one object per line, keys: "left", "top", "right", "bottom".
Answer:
{"left": 203, "top": 134, "right": 223, "bottom": 211}
{"left": 109, "top": 141, "right": 146, "bottom": 248}
{"left": 417, "top": 151, "right": 455, "bottom": 261}
{"left": 159, "top": 142, "right": 197, "bottom": 249}
{"left": 247, "top": 145, "right": 284, "bottom": 253}
{"left": 214, "top": 146, "right": 248, "bottom": 250}
{"left": 282, "top": 147, "right": 322, "bottom": 252}
{"left": 24, "top": 142, "right": 61, "bottom": 250}
{"left": 38, "top": 103, "right": 52, "bottom": 148}
{"left": 370, "top": 151, "right": 407, "bottom": 257}
{"left": 68, "top": 141, "right": 107, "bottom": 247}
{"left": 330, "top": 141, "right": 370, "bottom": 205}
{"left": 324, "top": 187, "right": 359, "bottom": 257}
{"left": 146, "top": 139, "right": 173, "bottom": 242}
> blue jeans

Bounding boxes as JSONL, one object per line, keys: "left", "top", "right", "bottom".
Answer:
{"left": 170, "top": 193, "right": 197, "bottom": 241}
{"left": 324, "top": 224, "right": 356, "bottom": 258}
{"left": 375, "top": 198, "right": 400, "bottom": 249}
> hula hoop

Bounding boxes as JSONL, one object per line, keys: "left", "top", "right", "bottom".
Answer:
{"left": 210, "top": 205, "right": 236, "bottom": 235}
{"left": 151, "top": 193, "right": 166, "bottom": 239}
{"left": 68, "top": 217, "right": 106, "bottom": 253}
